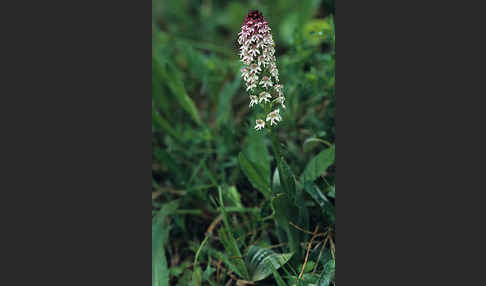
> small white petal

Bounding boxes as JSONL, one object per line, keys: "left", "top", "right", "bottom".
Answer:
{"left": 255, "top": 119, "right": 265, "bottom": 130}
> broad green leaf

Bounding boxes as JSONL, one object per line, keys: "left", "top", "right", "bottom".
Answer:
{"left": 152, "top": 225, "right": 169, "bottom": 286}
{"left": 272, "top": 193, "right": 291, "bottom": 227}
{"left": 238, "top": 152, "right": 271, "bottom": 198}
{"left": 271, "top": 192, "right": 302, "bottom": 261}
{"left": 152, "top": 201, "right": 179, "bottom": 286}
{"left": 246, "top": 130, "right": 271, "bottom": 182}
{"left": 245, "top": 245, "right": 294, "bottom": 282}
{"left": 301, "top": 145, "right": 335, "bottom": 183}
{"left": 272, "top": 158, "right": 305, "bottom": 259}
{"left": 275, "top": 159, "right": 305, "bottom": 260}
{"left": 294, "top": 168, "right": 309, "bottom": 235}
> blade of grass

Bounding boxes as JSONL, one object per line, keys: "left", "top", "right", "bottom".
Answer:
{"left": 218, "top": 187, "right": 249, "bottom": 280}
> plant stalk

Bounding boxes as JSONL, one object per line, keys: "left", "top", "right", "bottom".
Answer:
{"left": 269, "top": 128, "right": 284, "bottom": 192}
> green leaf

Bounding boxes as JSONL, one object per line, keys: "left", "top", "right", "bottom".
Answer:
{"left": 271, "top": 194, "right": 302, "bottom": 262}
{"left": 272, "top": 159, "right": 303, "bottom": 261}
{"left": 278, "top": 158, "right": 296, "bottom": 200}
{"left": 152, "top": 226, "right": 169, "bottom": 286}
{"left": 246, "top": 130, "right": 271, "bottom": 182}
{"left": 272, "top": 168, "right": 282, "bottom": 193}
{"left": 305, "top": 184, "right": 335, "bottom": 223}
{"left": 301, "top": 145, "right": 335, "bottom": 183}
{"left": 245, "top": 245, "right": 294, "bottom": 282}
{"left": 238, "top": 152, "right": 271, "bottom": 198}
{"left": 152, "top": 201, "right": 179, "bottom": 286}
{"left": 272, "top": 193, "right": 291, "bottom": 228}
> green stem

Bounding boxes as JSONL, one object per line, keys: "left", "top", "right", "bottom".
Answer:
{"left": 269, "top": 128, "right": 284, "bottom": 192}
{"left": 193, "top": 235, "right": 209, "bottom": 266}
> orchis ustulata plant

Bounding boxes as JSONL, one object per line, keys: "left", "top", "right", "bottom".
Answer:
{"left": 239, "top": 10, "right": 289, "bottom": 206}
{"left": 238, "top": 10, "right": 286, "bottom": 132}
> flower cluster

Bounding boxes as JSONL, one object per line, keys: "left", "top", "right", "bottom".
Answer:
{"left": 238, "top": 10, "right": 285, "bottom": 131}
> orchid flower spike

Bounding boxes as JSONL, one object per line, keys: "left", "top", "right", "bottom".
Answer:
{"left": 238, "top": 10, "right": 286, "bottom": 130}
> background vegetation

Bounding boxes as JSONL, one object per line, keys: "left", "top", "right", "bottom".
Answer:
{"left": 152, "top": 1, "right": 335, "bottom": 285}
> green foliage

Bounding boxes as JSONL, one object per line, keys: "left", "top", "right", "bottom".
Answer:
{"left": 152, "top": 201, "right": 179, "bottom": 286}
{"left": 317, "top": 258, "right": 335, "bottom": 286}
{"left": 305, "top": 184, "right": 335, "bottom": 223}
{"left": 303, "top": 17, "right": 334, "bottom": 46}
{"left": 238, "top": 152, "right": 271, "bottom": 198}
{"left": 271, "top": 157, "right": 305, "bottom": 261}
{"left": 152, "top": 54, "right": 201, "bottom": 126}
{"left": 218, "top": 187, "right": 250, "bottom": 280}
{"left": 192, "top": 266, "right": 203, "bottom": 286}
{"left": 218, "top": 228, "right": 249, "bottom": 279}
{"left": 301, "top": 145, "right": 335, "bottom": 183}
{"left": 152, "top": 0, "right": 335, "bottom": 285}
{"left": 245, "top": 245, "right": 293, "bottom": 281}
{"left": 271, "top": 263, "right": 289, "bottom": 286}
